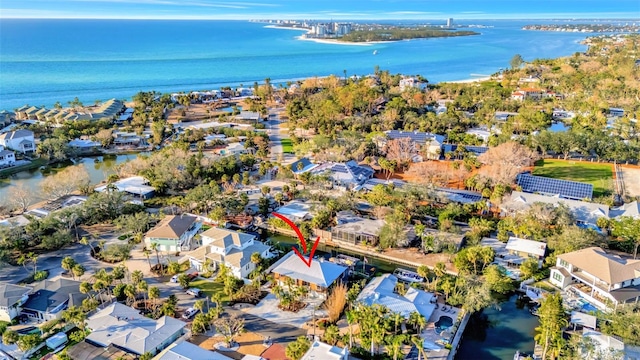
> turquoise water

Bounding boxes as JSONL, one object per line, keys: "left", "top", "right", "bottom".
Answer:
{"left": 0, "top": 19, "right": 594, "bottom": 110}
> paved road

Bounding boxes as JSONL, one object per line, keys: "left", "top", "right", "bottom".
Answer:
{"left": 225, "top": 308, "right": 306, "bottom": 345}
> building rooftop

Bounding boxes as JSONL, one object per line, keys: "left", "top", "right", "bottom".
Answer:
{"left": 275, "top": 201, "right": 312, "bottom": 221}
{"left": 501, "top": 191, "right": 609, "bottom": 225}
{"left": 156, "top": 341, "right": 232, "bottom": 360}
{"left": 333, "top": 215, "right": 385, "bottom": 236}
{"left": 558, "top": 247, "right": 640, "bottom": 285}
{"left": 610, "top": 201, "right": 640, "bottom": 219}
{"left": 506, "top": 237, "right": 547, "bottom": 257}
{"left": 301, "top": 340, "right": 349, "bottom": 360}
{"left": 0, "top": 283, "right": 32, "bottom": 307}
{"left": 86, "top": 303, "right": 186, "bottom": 356}
{"left": 94, "top": 176, "right": 155, "bottom": 197}
{"left": 145, "top": 215, "right": 197, "bottom": 240}
{"left": 22, "top": 278, "right": 87, "bottom": 313}
{"left": 201, "top": 228, "right": 256, "bottom": 248}
{"left": 0, "top": 129, "right": 34, "bottom": 140}
{"left": 385, "top": 130, "right": 445, "bottom": 145}
{"left": 271, "top": 251, "right": 348, "bottom": 288}
{"left": 356, "top": 274, "right": 436, "bottom": 319}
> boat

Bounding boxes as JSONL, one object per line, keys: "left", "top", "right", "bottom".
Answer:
{"left": 393, "top": 268, "right": 424, "bottom": 283}
{"left": 373, "top": 50, "right": 378, "bottom": 55}
{"left": 331, "top": 254, "right": 360, "bottom": 267}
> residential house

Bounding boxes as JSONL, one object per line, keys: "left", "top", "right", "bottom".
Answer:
{"left": 482, "top": 237, "right": 547, "bottom": 275}
{"left": 301, "top": 340, "right": 350, "bottom": 360}
{"left": 68, "top": 138, "right": 102, "bottom": 151}
{"left": 20, "top": 278, "right": 90, "bottom": 322}
{"left": 289, "top": 157, "right": 318, "bottom": 175}
{"left": 506, "top": 237, "right": 547, "bottom": 263}
{"left": 0, "top": 215, "right": 30, "bottom": 228}
{"left": 549, "top": 247, "right": 640, "bottom": 309}
{"left": 270, "top": 251, "right": 348, "bottom": 296}
{"left": 0, "top": 146, "right": 16, "bottom": 168}
{"left": 0, "top": 130, "right": 35, "bottom": 153}
{"left": 610, "top": 201, "right": 640, "bottom": 219}
{"left": 356, "top": 274, "right": 437, "bottom": 319}
{"left": 609, "top": 108, "right": 625, "bottom": 118}
{"left": 187, "top": 228, "right": 270, "bottom": 279}
{"left": 155, "top": 341, "right": 232, "bottom": 360}
{"left": 144, "top": 215, "right": 201, "bottom": 252}
{"left": 236, "top": 88, "right": 254, "bottom": 97}
{"left": 216, "top": 142, "right": 248, "bottom": 156}
{"left": 310, "top": 160, "right": 374, "bottom": 189}
{"left": 384, "top": 130, "right": 445, "bottom": 160}
{"left": 233, "top": 111, "right": 261, "bottom": 122}
{"left": 82, "top": 303, "right": 186, "bottom": 357}
{"left": 95, "top": 176, "right": 156, "bottom": 200}
{"left": 399, "top": 76, "right": 426, "bottom": 91}
{"left": 331, "top": 214, "right": 385, "bottom": 247}
{"left": 275, "top": 200, "right": 313, "bottom": 222}
{"left": 0, "top": 283, "right": 32, "bottom": 321}
{"left": 518, "top": 76, "right": 541, "bottom": 85}
{"left": 0, "top": 110, "right": 15, "bottom": 126}
{"left": 511, "top": 88, "right": 545, "bottom": 101}
{"left": 113, "top": 131, "right": 145, "bottom": 147}
{"left": 14, "top": 105, "right": 31, "bottom": 120}
{"left": 494, "top": 111, "right": 519, "bottom": 122}
{"left": 500, "top": 191, "right": 609, "bottom": 228}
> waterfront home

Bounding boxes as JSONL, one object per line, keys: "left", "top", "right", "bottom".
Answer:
{"left": 481, "top": 237, "right": 546, "bottom": 277}
{"left": 155, "top": 341, "right": 232, "bottom": 360}
{"left": 356, "top": 273, "right": 437, "bottom": 319}
{"left": 0, "top": 110, "right": 15, "bottom": 125}
{"left": 383, "top": 130, "right": 445, "bottom": 160}
{"left": 549, "top": 247, "right": 640, "bottom": 310}
{"left": 310, "top": 160, "right": 374, "bottom": 190}
{"left": 113, "top": 131, "right": 145, "bottom": 147}
{"left": 71, "top": 303, "right": 186, "bottom": 358}
{"left": 500, "top": 191, "right": 608, "bottom": 228}
{"left": 0, "top": 129, "right": 35, "bottom": 153}
{"left": 68, "top": 138, "right": 102, "bottom": 150}
{"left": 270, "top": 251, "right": 348, "bottom": 297}
{"left": 187, "top": 228, "right": 270, "bottom": 279}
{"left": 275, "top": 200, "right": 313, "bottom": 222}
{"left": 0, "top": 283, "right": 32, "bottom": 322}
{"left": 24, "top": 106, "right": 43, "bottom": 120}
{"left": 399, "top": 76, "right": 426, "bottom": 91}
{"left": 95, "top": 176, "right": 156, "bottom": 200}
{"left": 301, "top": 340, "right": 350, "bottom": 360}
{"left": 0, "top": 146, "right": 16, "bottom": 168}
{"left": 331, "top": 214, "right": 385, "bottom": 246}
{"left": 26, "top": 195, "right": 87, "bottom": 218}
{"left": 144, "top": 214, "right": 201, "bottom": 252}
{"left": 20, "top": 278, "right": 91, "bottom": 322}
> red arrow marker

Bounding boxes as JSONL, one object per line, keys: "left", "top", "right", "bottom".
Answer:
{"left": 272, "top": 212, "right": 320, "bottom": 267}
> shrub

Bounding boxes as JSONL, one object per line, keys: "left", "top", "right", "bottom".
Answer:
{"left": 34, "top": 270, "right": 48, "bottom": 281}
{"left": 324, "top": 283, "right": 348, "bottom": 323}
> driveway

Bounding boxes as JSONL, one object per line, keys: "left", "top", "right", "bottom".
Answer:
{"left": 225, "top": 307, "right": 306, "bottom": 345}
{"left": 246, "top": 293, "right": 327, "bottom": 329}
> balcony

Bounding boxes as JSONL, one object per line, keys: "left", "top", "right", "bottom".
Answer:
{"left": 571, "top": 270, "right": 611, "bottom": 293}
{"left": 570, "top": 283, "right": 611, "bottom": 310}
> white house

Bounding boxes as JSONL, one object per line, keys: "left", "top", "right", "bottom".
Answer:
{"left": 188, "top": 228, "right": 270, "bottom": 279}
{"left": 549, "top": 247, "right": 640, "bottom": 310}
{"left": 155, "top": 341, "right": 232, "bottom": 360}
{"left": 310, "top": 160, "right": 374, "bottom": 189}
{"left": 0, "top": 130, "right": 35, "bottom": 153}
{"left": 275, "top": 200, "right": 313, "bottom": 222}
{"left": 356, "top": 274, "right": 437, "bottom": 319}
{"left": 301, "top": 340, "right": 350, "bottom": 360}
{"left": 0, "top": 283, "right": 32, "bottom": 322}
{"left": 0, "top": 146, "right": 16, "bottom": 168}
{"left": 511, "top": 88, "right": 545, "bottom": 101}
{"left": 144, "top": 215, "right": 201, "bottom": 252}
{"left": 83, "top": 303, "right": 186, "bottom": 357}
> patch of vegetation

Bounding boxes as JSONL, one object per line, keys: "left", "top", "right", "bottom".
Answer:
{"left": 533, "top": 159, "right": 613, "bottom": 197}
{"left": 338, "top": 28, "right": 478, "bottom": 42}
{"left": 190, "top": 279, "right": 229, "bottom": 303}
{"left": 280, "top": 138, "right": 294, "bottom": 153}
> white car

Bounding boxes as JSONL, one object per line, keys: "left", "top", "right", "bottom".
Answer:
{"left": 186, "top": 288, "right": 201, "bottom": 297}
{"left": 170, "top": 275, "right": 178, "bottom": 283}
{"left": 181, "top": 308, "right": 199, "bottom": 320}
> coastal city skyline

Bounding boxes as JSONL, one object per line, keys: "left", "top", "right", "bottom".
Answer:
{"left": 1, "top": 0, "right": 639, "bottom": 20}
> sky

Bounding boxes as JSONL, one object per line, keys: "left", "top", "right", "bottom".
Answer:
{"left": 1, "top": 0, "right": 639, "bottom": 20}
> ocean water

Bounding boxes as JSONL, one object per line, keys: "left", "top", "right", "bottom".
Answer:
{"left": 0, "top": 19, "right": 592, "bottom": 110}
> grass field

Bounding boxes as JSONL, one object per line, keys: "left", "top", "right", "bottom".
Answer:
{"left": 533, "top": 159, "right": 613, "bottom": 198}
{"left": 190, "top": 278, "right": 229, "bottom": 303}
{"left": 280, "top": 138, "right": 294, "bottom": 153}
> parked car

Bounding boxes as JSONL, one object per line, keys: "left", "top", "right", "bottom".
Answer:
{"left": 170, "top": 275, "right": 178, "bottom": 283}
{"left": 181, "top": 307, "right": 199, "bottom": 320}
{"left": 187, "top": 272, "right": 199, "bottom": 280}
{"left": 186, "top": 288, "right": 202, "bottom": 297}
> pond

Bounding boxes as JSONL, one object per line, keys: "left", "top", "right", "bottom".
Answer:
{"left": 456, "top": 294, "right": 540, "bottom": 360}
{"left": 0, "top": 153, "right": 145, "bottom": 207}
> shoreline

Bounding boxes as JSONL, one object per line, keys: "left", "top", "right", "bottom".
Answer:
{"left": 294, "top": 35, "right": 384, "bottom": 46}
{"left": 442, "top": 76, "right": 494, "bottom": 84}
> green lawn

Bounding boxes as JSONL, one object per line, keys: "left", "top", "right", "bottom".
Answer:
{"left": 280, "top": 138, "right": 293, "bottom": 154}
{"left": 532, "top": 159, "right": 613, "bottom": 198}
{"left": 189, "top": 279, "right": 229, "bottom": 303}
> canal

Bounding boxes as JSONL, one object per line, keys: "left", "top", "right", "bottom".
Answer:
{"left": 456, "top": 294, "right": 540, "bottom": 360}
{"left": 270, "top": 233, "right": 540, "bottom": 359}
{"left": 0, "top": 153, "right": 143, "bottom": 207}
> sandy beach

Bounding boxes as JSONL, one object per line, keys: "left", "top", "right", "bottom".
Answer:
{"left": 294, "top": 35, "right": 380, "bottom": 46}
{"left": 441, "top": 76, "right": 494, "bottom": 84}
{"left": 263, "top": 25, "right": 308, "bottom": 32}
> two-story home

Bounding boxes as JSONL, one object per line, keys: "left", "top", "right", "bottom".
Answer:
{"left": 21, "top": 278, "right": 91, "bottom": 322}
{"left": 186, "top": 228, "right": 270, "bottom": 279}
{"left": 144, "top": 215, "right": 201, "bottom": 252}
{"left": 0, "top": 146, "right": 16, "bottom": 168}
{"left": 549, "top": 247, "right": 640, "bottom": 310}
{"left": 511, "top": 88, "right": 545, "bottom": 101}
{"left": 0, "top": 130, "right": 35, "bottom": 154}
{"left": 0, "top": 283, "right": 32, "bottom": 322}
{"left": 270, "top": 251, "right": 348, "bottom": 298}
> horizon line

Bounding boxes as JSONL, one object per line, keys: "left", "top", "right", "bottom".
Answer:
{"left": 2, "top": 16, "right": 640, "bottom": 20}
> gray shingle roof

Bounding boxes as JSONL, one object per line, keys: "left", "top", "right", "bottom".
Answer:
{"left": 22, "top": 278, "right": 87, "bottom": 313}
{"left": 0, "top": 282, "right": 32, "bottom": 307}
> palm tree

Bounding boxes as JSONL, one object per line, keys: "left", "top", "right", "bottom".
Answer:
{"left": 345, "top": 310, "right": 357, "bottom": 348}
{"left": 150, "top": 242, "right": 162, "bottom": 274}
{"left": 433, "top": 262, "right": 446, "bottom": 291}
{"left": 62, "top": 306, "right": 87, "bottom": 331}
{"left": 392, "top": 312, "right": 403, "bottom": 334}
{"left": 408, "top": 311, "right": 426, "bottom": 334}
{"left": 142, "top": 248, "right": 152, "bottom": 270}
{"left": 148, "top": 286, "right": 160, "bottom": 312}
{"left": 411, "top": 335, "right": 427, "bottom": 360}
{"left": 386, "top": 334, "right": 406, "bottom": 360}
{"left": 124, "top": 284, "right": 137, "bottom": 306}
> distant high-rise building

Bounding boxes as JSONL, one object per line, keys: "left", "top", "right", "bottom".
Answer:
{"left": 447, "top": 18, "right": 454, "bottom": 27}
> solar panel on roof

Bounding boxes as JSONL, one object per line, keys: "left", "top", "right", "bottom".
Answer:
{"left": 516, "top": 173, "right": 593, "bottom": 200}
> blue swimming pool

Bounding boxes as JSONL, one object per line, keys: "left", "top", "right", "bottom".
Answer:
{"left": 581, "top": 303, "right": 599, "bottom": 313}
{"left": 435, "top": 315, "right": 454, "bottom": 333}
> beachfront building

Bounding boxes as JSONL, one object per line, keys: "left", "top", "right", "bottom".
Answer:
{"left": 187, "top": 228, "right": 270, "bottom": 279}
{"left": 270, "top": 251, "right": 348, "bottom": 297}
{"left": 95, "top": 176, "right": 156, "bottom": 200}
{"left": 0, "top": 146, "right": 16, "bottom": 168}
{"left": 75, "top": 303, "right": 186, "bottom": 358}
{"left": 20, "top": 278, "right": 91, "bottom": 322}
{"left": 0, "top": 129, "right": 35, "bottom": 153}
{"left": 144, "top": 215, "right": 201, "bottom": 252}
{"left": 301, "top": 340, "right": 350, "bottom": 360}
{"left": 309, "top": 160, "right": 374, "bottom": 190}
{"left": 549, "top": 247, "right": 640, "bottom": 310}
{"left": 356, "top": 273, "right": 437, "bottom": 319}
{"left": 0, "top": 283, "right": 32, "bottom": 322}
